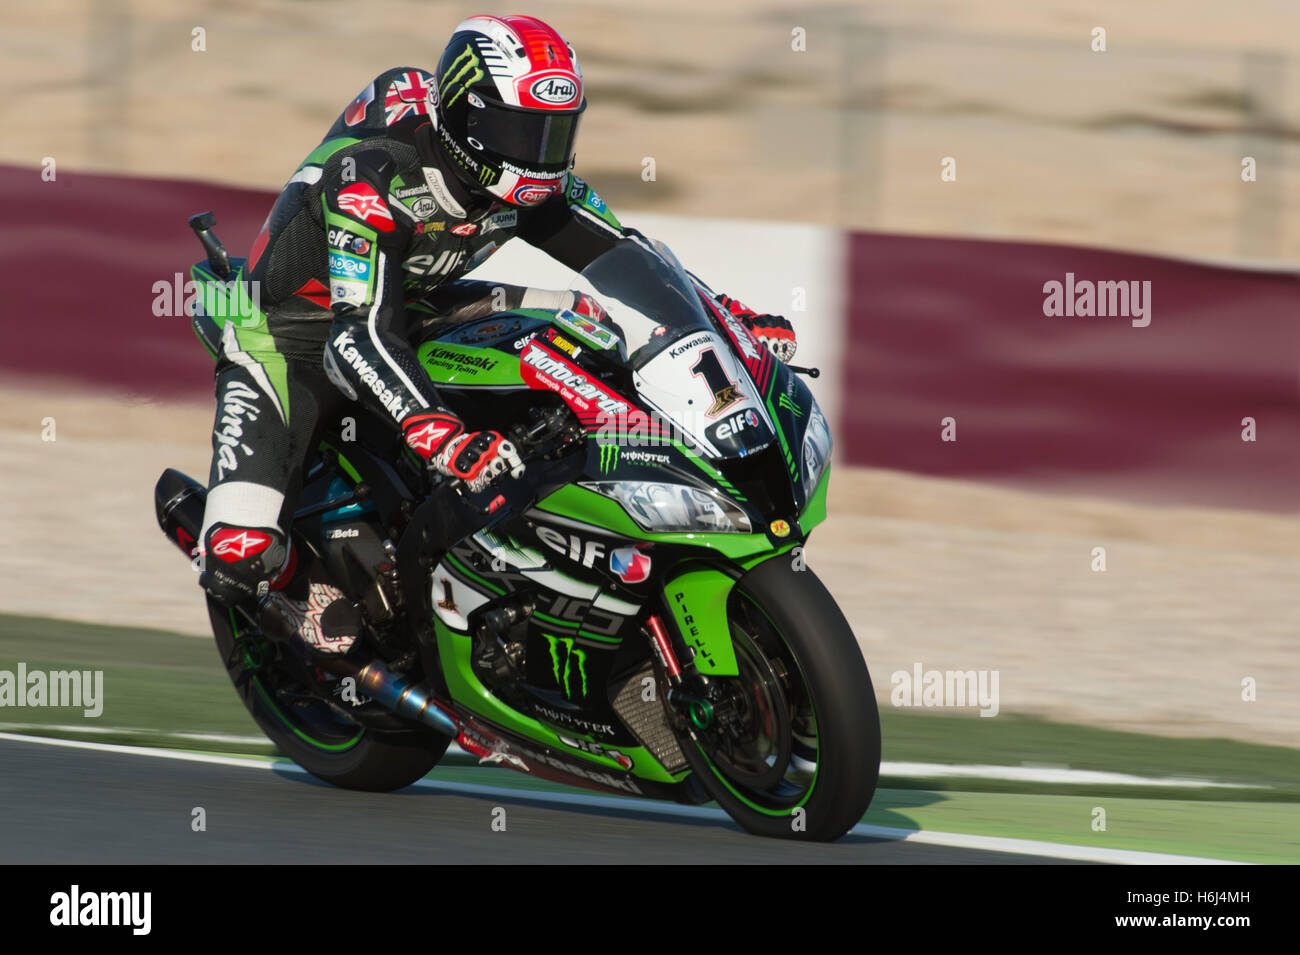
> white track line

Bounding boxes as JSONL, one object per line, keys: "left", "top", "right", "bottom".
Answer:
{"left": 880, "top": 761, "right": 1265, "bottom": 789}
{"left": 0, "top": 728, "right": 1261, "bottom": 789}
{"left": 0, "top": 732, "right": 1248, "bottom": 864}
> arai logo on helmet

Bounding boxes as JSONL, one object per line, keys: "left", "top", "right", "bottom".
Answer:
{"left": 530, "top": 75, "right": 579, "bottom": 105}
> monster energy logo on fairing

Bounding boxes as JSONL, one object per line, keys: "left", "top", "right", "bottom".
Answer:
{"left": 778, "top": 393, "right": 805, "bottom": 416}
{"left": 598, "top": 443, "right": 619, "bottom": 474}
{"left": 544, "top": 634, "right": 588, "bottom": 699}
{"left": 440, "top": 43, "right": 484, "bottom": 108}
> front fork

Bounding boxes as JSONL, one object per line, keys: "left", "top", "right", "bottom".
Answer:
{"left": 645, "top": 614, "right": 715, "bottom": 730}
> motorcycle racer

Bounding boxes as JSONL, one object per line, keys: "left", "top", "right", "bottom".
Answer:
{"left": 197, "top": 14, "right": 796, "bottom": 652}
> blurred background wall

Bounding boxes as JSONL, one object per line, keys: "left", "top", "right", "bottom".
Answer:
{"left": 4, "top": 0, "right": 1299, "bottom": 263}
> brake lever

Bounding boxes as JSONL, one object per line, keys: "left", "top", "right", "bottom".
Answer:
{"left": 787, "top": 364, "right": 821, "bottom": 378}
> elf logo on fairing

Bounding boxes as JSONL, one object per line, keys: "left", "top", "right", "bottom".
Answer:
{"left": 535, "top": 526, "right": 606, "bottom": 567}
{"left": 542, "top": 633, "right": 588, "bottom": 700}
{"left": 330, "top": 330, "right": 411, "bottom": 419}
{"left": 713, "top": 409, "right": 760, "bottom": 441}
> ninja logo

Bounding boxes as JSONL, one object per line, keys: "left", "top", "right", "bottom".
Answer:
{"left": 214, "top": 380, "right": 261, "bottom": 480}
{"left": 543, "top": 633, "right": 588, "bottom": 700}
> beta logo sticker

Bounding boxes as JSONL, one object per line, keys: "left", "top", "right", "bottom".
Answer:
{"left": 609, "top": 545, "right": 652, "bottom": 584}
{"left": 337, "top": 184, "right": 395, "bottom": 232}
{"left": 210, "top": 529, "right": 272, "bottom": 562}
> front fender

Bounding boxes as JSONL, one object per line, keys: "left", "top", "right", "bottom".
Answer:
{"left": 663, "top": 564, "right": 740, "bottom": 677}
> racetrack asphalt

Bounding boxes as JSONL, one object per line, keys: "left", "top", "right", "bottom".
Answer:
{"left": 0, "top": 738, "right": 1081, "bottom": 864}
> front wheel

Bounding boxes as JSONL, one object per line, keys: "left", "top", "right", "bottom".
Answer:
{"left": 678, "top": 557, "right": 880, "bottom": 841}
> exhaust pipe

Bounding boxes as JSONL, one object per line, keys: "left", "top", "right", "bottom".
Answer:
{"left": 161, "top": 467, "right": 459, "bottom": 740}
{"left": 294, "top": 643, "right": 459, "bottom": 738}
{"left": 155, "top": 468, "right": 206, "bottom": 558}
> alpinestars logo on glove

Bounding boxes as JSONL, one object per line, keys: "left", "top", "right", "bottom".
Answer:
{"left": 406, "top": 420, "right": 457, "bottom": 456}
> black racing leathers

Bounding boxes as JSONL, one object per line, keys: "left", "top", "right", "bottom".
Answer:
{"left": 201, "top": 67, "right": 665, "bottom": 600}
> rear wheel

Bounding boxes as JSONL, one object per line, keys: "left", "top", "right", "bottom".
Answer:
{"left": 207, "top": 597, "right": 448, "bottom": 791}
{"left": 677, "top": 557, "right": 880, "bottom": 840}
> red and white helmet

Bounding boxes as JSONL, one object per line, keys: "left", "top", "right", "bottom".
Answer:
{"left": 433, "top": 15, "right": 585, "bottom": 207}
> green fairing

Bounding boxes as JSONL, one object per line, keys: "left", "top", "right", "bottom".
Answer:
{"left": 798, "top": 463, "right": 830, "bottom": 536}
{"left": 664, "top": 566, "right": 739, "bottom": 677}
{"left": 416, "top": 342, "right": 523, "bottom": 386}
{"left": 534, "top": 485, "right": 782, "bottom": 560}
{"left": 190, "top": 262, "right": 290, "bottom": 422}
{"left": 433, "top": 618, "right": 681, "bottom": 783}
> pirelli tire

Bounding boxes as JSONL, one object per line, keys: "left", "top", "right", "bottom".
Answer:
{"left": 207, "top": 596, "right": 448, "bottom": 792}
{"left": 678, "top": 556, "right": 881, "bottom": 841}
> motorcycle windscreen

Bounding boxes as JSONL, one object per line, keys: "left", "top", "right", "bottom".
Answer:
{"left": 631, "top": 330, "right": 776, "bottom": 459}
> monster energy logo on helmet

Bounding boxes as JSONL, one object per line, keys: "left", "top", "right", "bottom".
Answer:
{"left": 439, "top": 43, "right": 483, "bottom": 108}
{"left": 544, "top": 634, "right": 588, "bottom": 699}
{"left": 598, "top": 443, "right": 619, "bottom": 474}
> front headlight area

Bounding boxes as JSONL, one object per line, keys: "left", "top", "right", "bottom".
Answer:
{"left": 580, "top": 480, "right": 753, "bottom": 534}
{"left": 801, "top": 402, "right": 832, "bottom": 493}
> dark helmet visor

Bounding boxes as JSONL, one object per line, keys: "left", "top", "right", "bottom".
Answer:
{"left": 465, "top": 98, "right": 586, "bottom": 167}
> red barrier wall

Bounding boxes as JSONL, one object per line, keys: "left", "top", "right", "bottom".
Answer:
{"left": 0, "top": 163, "right": 272, "bottom": 398}
{"left": 4, "top": 162, "right": 1298, "bottom": 512}
{"left": 843, "top": 233, "right": 1300, "bottom": 511}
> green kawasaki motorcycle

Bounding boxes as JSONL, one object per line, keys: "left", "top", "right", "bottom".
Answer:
{"left": 155, "top": 214, "right": 880, "bottom": 841}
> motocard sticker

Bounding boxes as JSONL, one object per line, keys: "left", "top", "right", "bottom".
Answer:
{"left": 519, "top": 340, "right": 630, "bottom": 424}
